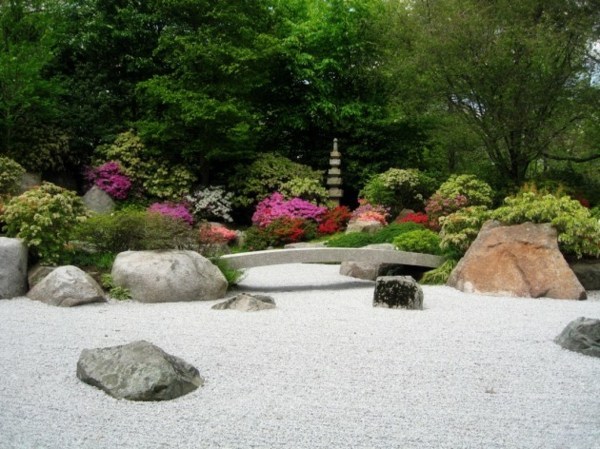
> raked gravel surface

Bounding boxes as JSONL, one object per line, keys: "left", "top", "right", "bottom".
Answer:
{"left": 1, "top": 263, "right": 600, "bottom": 449}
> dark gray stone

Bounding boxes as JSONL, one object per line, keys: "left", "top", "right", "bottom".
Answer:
{"left": 569, "top": 260, "right": 600, "bottom": 291}
{"left": 555, "top": 317, "right": 600, "bottom": 358}
{"left": 212, "top": 293, "right": 276, "bottom": 311}
{"left": 27, "top": 265, "right": 106, "bottom": 307}
{"left": 77, "top": 340, "right": 204, "bottom": 401}
{"left": 373, "top": 276, "right": 423, "bottom": 310}
{"left": 0, "top": 237, "right": 28, "bottom": 299}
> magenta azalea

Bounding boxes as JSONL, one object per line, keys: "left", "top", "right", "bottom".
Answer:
{"left": 252, "top": 192, "right": 327, "bottom": 227}
{"left": 148, "top": 202, "right": 194, "bottom": 226}
{"left": 85, "top": 161, "right": 132, "bottom": 200}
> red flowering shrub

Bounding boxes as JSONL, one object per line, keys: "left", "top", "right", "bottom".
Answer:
{"left": 244, "top": 217, "right": 317, "bottom": 250}
{"left": 397, "top": 212, "right": 430, "bottom": 227}
{"left": 350, "top": 200, "right": 390, "bottom": 224}
{"left": 318, "top": 206, "right": 352, "bottom": 235}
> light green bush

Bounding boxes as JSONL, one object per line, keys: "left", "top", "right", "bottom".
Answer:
{"left": 421, "top": 259, "right": 458, "bottom": 285}
{"left": 3, "top": 182, "right": 89, "bottom": 263}
{"left": 94, "top": 130, "right": 196, "bottom": 201}
{"left": 370, "top": 222, "right": 426, "bottom": 244}
{"left": 360, "top": 168, "right": 435, "bottom": 217}
{"left": 228, "top": 153, "right": 324, "bottom": 207}
{"left": 490, "top": 192, "right": 600, "bottom": 259}
{"left": 0, "top": 156, "right": 25, "bottom": 196}
{"left": 439, "top": 206, "right": 491, "bottom": 257}
{"left": 279, "top": 177, "right": 329, "bottom": 204}
{"left": 325, "top": 232, "right": 375, "bottom": 248}
{"left": 393, "top": 229, "right": 443, "bottom": 255}
{"left": 71, "top": 210, "right": 198, "bottom": 253}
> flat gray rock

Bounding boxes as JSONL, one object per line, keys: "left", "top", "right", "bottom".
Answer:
{"left": 212, "top": 293, "right": 276, "bottom": 311}
{"left": 77, "top": 340, "right": 204, "bottom": 401}
{"left": 555, "top": 317, "right": 600, "bottom": 358}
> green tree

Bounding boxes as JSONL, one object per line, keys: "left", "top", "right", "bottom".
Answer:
{"left": 387, "top": 0, "right": 600, "bottom": 186}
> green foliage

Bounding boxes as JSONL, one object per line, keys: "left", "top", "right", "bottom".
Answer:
{"left": 0, "top": 157, "right": 25, "bottom": 196}
{"left": 490, "top": 192, "right": 600, "bottom": 259}
{"left": 439, "top": 206, "right": 492, "bottom": 257}
{"left": 421, "top": 259, "right": 458, "bottom": 285}
{"left": 210, "top": 258, "right": 245, "bottom": 287}
{"left": 279, "top": 177, "right": 329, "bottom": 205}
{"left": 591, "top": 206, "right": 600, "bottom": 220}
{"left": 393, "top": 229, "right": 443, "bottom": 255}
{"left": 434, "top": 174, "right": 494, "bottom": 208}
{"left": 360, "top": 168, "right": 435, "bottom": 217}
{"left": 326, "top": 222, "right": 428, "bottom": 248}
{"left": 325, "top": 232, "right": 375, "bottom": 248}
{"left": 100, "top": 274, "right": 132, "bottom": 301}
{"left": 228, "top": 153, "right": 324, "bottom": 208}
{"left": 3, "top": 182, "right": 88, "bottom": 263}
{"left": 71, "top": 210, "right": 198, "bottom": 254}
{"left": 242, "top": 217, "right": 317, "bottom": 251}
{"left": 58, "top": 250, "right": 116, "bottom": 272}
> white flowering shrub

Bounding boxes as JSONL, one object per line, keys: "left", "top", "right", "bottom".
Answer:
{"left": 185, "top": 186, "right": 234, "bottom": 223}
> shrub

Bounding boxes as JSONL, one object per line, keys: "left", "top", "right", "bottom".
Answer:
{"left": 439, "top": 206, "right": 492, "bottom": 257}
{"left": 3, "top": 182, "right": 89, "bottom": 263}
{"left": 360, "top": 168, "right": 435, "bottom": 217}
{"left": 198, "top": 222, "right": 237, "bottom": 245}
{"left": 490, "top": 191, "right": 600, "bottom": 259}
{"left": 317, "top": 206, "right": 352, "bottom": 235}
{"left": 185, "top": 186, "right": 234, "bottom": 223}
{"left": 147, "top": 202, "right": 194, "bottom": 226}
{"left": 252, "top": 192, "right": 326, "bottom": 227}
{"left": 425, "top": 174, "right": 493, "bottom": 230}
{"left": 325, "top": 232, "right": 375, "bottom": 248}
{"left": 85, "top": 161, "right": 132, "bottom": 200}
{"left": 396, "top": 212, "right": 430, "bottom": 227}
{"left": 370, "top": 222, "right": 427, "bottom": 244}
{"left": 94, "top": 130, "right": 196, "bottom": 201}
{"left": 228, "top": 153, "right": 324, "bottom": 208}
{"left": 0, "top": 156, "right": 25, "bottom": 197}
{"left": 591, "top": 206, "right": 600, "bottom": 220}
{"left": 210, "top": 258, "right": 245, "bottom": 287}
{"left": 100, "top": 274, "right": 132, "bottom": 300}
{"left": 393, "top": 229, "right": 443, "bottom": 255}
{"left": 350, "top": 200, "right": 390, "bottom": 224}
{"left": 279, "top": 177, "right": 329, "bottom": 204}
{"left": 421, "top": 259, "right": 458, "bottom": 285}
{"left": 243, "top": 217, "right": 317, "bottom": 250}
{"left": 71, "top": 210, "right": 198, "bottom": 253}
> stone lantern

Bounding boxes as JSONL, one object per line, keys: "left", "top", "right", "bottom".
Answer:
{"left": 327, "top": 138, "right": 343, "bottom": 205}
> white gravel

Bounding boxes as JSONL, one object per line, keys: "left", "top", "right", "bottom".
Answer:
{"left": 1, "top": 263, "right": 600, "bottom": 449}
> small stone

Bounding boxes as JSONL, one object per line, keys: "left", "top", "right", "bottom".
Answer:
{"left": 212, "top": 293, "right": 276, "bottom": 311}
{"left": 555, "top": 317, "right": 600, "bottom": 358}
{"left": 373, "top": 276, "right": 423, "bottom": 310}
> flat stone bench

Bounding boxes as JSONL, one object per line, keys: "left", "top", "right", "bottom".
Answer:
{"left": 221, "top": 248, "right": 444, "bottom": 270}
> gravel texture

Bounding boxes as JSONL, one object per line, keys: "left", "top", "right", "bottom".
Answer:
{"left": 1, "top": 263, "right": 599, "bottom": 449}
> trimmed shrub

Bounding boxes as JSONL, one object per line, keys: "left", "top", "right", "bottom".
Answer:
{"left": 0, "top": 156, "right": 25, "bottom": 197}
{"left": 71, "top": 210, "right": 198, "bottom": 253}
{"left": 185, "top": 186, "right": 234, "bottom": 223}
{"left": 393, "top": 229, "right": 443, "bottom": 255}
{"left": 243, "top": 217, "right": 317, "bottom": 250}
{"left": 439, "top": 206, "right": 491, "bottom": 257}
{"left": 252, "top": 192, "right": 326, "bottom": 227}
{"left": 325, "top": 232, "right": 375, "bottom": 248}
{"left": 370, "top": 222, "right": 427, "bottom": 244}
{"left": 360, "top": 168, "right": 435, "bottom": 217}
{"left": 147, "top": 202, "right": 194, "bottom": 226}
{"left": 425, "top": 174, "right": 494, "bottom": 230}
{"left": 228, "top": 153, "right": 324, "bottom": 208}
{"left": 3, "top": 182, "right": 88, "bottom": 263}
{"left": 85, "top": 161, "right": 132, "bottom": 200}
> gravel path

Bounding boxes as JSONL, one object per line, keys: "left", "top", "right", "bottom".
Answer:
{"left": 1, "top": 263, "right": 599, "bottom": 449}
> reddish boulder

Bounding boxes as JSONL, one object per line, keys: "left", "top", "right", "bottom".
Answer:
{"left": 447, "top": 221, "right": 586, "bottom": 300}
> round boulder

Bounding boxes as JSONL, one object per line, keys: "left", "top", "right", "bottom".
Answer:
{"left": 0, "top": 237, "right": 28, "bottom": 299}
{"left": 111, "top": 250, "right": 227, "bottom": 303}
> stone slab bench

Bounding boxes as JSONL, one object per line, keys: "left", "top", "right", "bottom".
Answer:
{"left": 221, "top": 248, "right": 444, "bottom": 270}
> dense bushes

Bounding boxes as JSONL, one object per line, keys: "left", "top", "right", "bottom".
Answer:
{"left": 0, "top": 157, "right": 25, "bottom": 197}
{"left": 326, "top": 222, "right": 428, "bottom": 248}
{"left": 3, "top": 182, "right": 89, "bottom": 263}
{"left": 360, "top": 168, "right": 435, "bottom": 217}
{"left": 393, "top": 229, "right": 443, "bottom": 255}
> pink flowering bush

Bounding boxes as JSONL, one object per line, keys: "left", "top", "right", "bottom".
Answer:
{"left": 350, "top": 200, "right": 390, "bottom": 224}
{"left": 252, "top": 192, "right": 326, "bottom": 227}
{"left": 85, "top": 161, "right": 132, "bottom": 200}
{"left": 198, "top": 223, "right": 237, "bottom": 244}
{"left": 148, "top": 202, "right": 194, "bottom": 226}
{"left": 425, "top": 194, "right": 469, "bottom": 230}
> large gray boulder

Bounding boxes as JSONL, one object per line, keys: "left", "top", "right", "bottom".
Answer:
{"left": 448, "top": 221, "right": 586, "bottom": 300}
{"left": 0, "top": 237, "right": 28, "bottom": 299}
{"left": 111, "top": 250, "right": 227, "bottom": 303}
{"left": 373, "top": 276, "right": 423, "bottom": 310}
{"left": 27, "top": 265, "right": 106, "bottom": 307}
{"left": 212, "top": 293, "right": 276, "bottom": 311}
{"left": 77, "top": 340, "right": 204, "bottom": 401}
{"left": 339, "top": 244, "right": 396, "bottom": 281}
{"left": 82, "top": 185, "right": 115, "bottom": 214}
{"left": 555, "top": 317, "right": 600, "bottom": 358}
